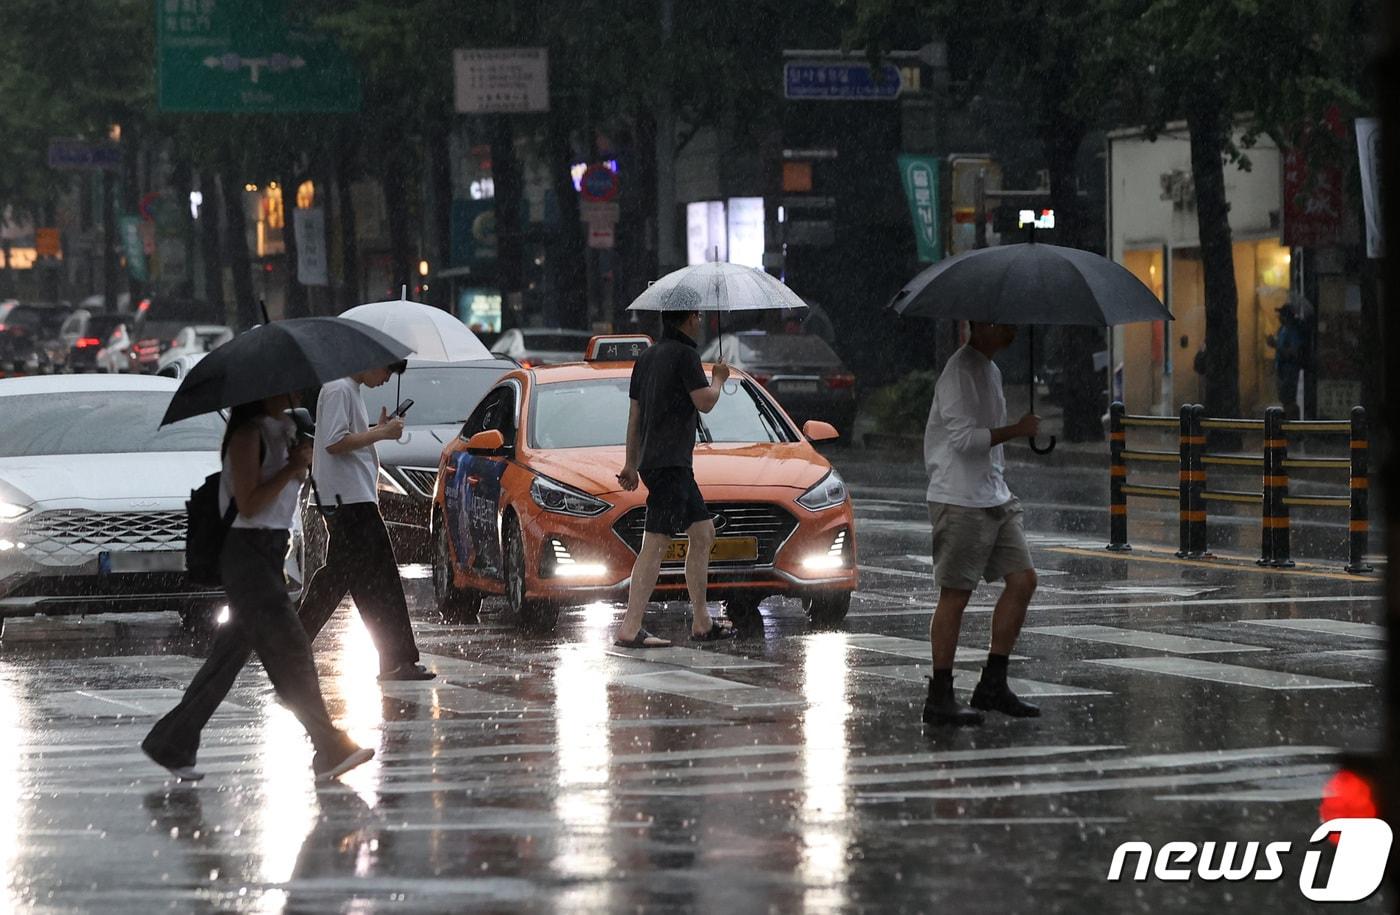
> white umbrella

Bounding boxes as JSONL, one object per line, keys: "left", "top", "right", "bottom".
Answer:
{"left": 341, "top": 289, "right": 490, "bottom": 363}
{"left": 627, "top": 263, "right": 806, "bottom": 360}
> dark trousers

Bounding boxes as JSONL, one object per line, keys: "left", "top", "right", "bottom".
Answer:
{"left": 298, "top": 502, "right": 420, "bottom": 673}
{"left": 143, "top": 528, "right": 349, "bottom": 769}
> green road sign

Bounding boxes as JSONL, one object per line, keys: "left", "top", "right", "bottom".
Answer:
{"left": 119, "top": 216, "right": 148, "bottom": 282}
{"left": 157, "top": 0, "right": 361, "bottom": 113}
{"left": 898, "top": 154, "right": 942, "bottom": 263}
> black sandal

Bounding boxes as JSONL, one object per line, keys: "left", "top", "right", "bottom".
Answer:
{"left": 614, "top": 628, "right": 671, "bottom": 649}
{"left": 690, "top": 621, "right": 737, "bottom": 643}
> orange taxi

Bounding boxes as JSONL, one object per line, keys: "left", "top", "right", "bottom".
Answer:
{"left": 429, "top": 334, "right": 857, "bottom": 631}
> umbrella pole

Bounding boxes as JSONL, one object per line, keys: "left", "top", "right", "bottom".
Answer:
{"left": 1028, "top": 325, "right": 1056, "bottom": 455}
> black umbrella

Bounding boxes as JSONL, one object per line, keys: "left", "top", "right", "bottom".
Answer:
{"left": 887, "top": 241, "right": 1172, "bottom": 453}
{"left": 161, "top": 317, "right": 412, "bottom": 426}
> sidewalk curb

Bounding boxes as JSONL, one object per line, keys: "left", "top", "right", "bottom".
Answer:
{"left": 860, "top": 432, "right": 1107, "bottom": 471}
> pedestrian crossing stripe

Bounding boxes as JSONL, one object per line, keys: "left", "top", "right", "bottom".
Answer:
{"left": 1088, "top": 656, "right": 1366, "bottom": 690}
{"left": 1025, "top": 624, "right": 1267, "bottom": 655}
{"left": 1241, "top": 618, "right": 1384, "bottom": 641}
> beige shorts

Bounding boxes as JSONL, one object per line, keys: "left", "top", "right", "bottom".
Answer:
{"left": 928, "top": 498, "right": 1034, "bottom": 591}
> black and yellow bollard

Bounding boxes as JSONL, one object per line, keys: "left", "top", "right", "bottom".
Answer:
{"left": 1346, "top": 406, "right": 1372, "bottom": 574}
{"left": 1176, "top": 403, "right": 1192, "bottom": 558}
{"left": 1183, "top": 404, "right": 1209, "bottom": 558}
{"left": 1107, "top": 402, "right": 1132, "bottom": 552}
{"left": 1259, "top": 407, "right": 1281, "bottom": 566}
{"left": 1263, "top": 406, "right": 1295, "bottom": 568}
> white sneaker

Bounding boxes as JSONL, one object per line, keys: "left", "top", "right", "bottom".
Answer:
{"left": 314, "top": 746, "right": 374, "bottom": 782}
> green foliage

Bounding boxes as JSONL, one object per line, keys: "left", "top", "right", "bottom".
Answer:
{"left": 865, "top": 369, "right": 938, "bottom": 436}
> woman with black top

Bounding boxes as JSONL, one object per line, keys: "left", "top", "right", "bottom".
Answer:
{"left": 143, "top": 395, "right": 372, "bottom": 783}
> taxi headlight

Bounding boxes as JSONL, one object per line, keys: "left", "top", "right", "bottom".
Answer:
{"left": 0, "top": 502, "right": 31, "bottom": 523}
{"left": 530, "top": 476, "right": 610, "bottom": 517}
{"left": 797, "top": 470, "right": 847, "bottom": 511}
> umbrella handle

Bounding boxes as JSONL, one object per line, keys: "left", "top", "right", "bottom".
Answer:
{"left": 1029, "top": 434, "right": 1057, "bottom": 455}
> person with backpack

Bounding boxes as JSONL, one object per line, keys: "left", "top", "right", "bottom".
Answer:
{"left": 142, "top": 395, "right": 373, "bottom": 783}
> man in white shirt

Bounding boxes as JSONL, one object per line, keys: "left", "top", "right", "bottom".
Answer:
{"left": 299, "top": 361, "right": 435, "bottom": 682}
{"left": 922, "top": 323, "right": 1040, "bottom": 726}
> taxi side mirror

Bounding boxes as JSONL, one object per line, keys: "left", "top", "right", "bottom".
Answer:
{"left": 464, "top": 429, "right": 506, "bottom": 454}
{"left": 802, "top": 420, "right": 839, "bottom": 443}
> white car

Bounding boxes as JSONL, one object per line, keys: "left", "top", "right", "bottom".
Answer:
{"left": 155, "top": 353, "right": 206, "bottom": 380}
{"left": 155, "top": 325, "right": 232, "bottom": 375}
{"left": 0, "top": 375, "right": 309, "bottom": 635}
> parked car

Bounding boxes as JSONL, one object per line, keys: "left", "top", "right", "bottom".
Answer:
{"left": 155, "top": 325, "right": 233, "bottom": 375}
{"left": 489, "top": 328, "right": 594, "bottom": 367}
{"left": 341, "top": 358, "right": 510, "bottom": 563}
{"left": 78, "top": 292, "right": 131, "bottom": 313}
{"left": 430, "top": 337, "right": 857, "bottom": 631}
{"left": 0, "top": 374, "right": 312, "bottom": 635}
{"left": 700, "top": 331, "right": 857, "bottom": 439}
{"left": 155, "top": 353, "right": 206, "bottom": 380}
{"left": 127, "top": 298, "right": 222, "bottom": 374}
{"left": 49, "top": 308, "right": 118, "bottom": 372}
{"left": 0, "top": 301, "right": 72, "bottom": 373}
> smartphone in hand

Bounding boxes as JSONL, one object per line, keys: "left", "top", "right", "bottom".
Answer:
{"left": 393, "top": 398, "right": 415, "bottom": 419}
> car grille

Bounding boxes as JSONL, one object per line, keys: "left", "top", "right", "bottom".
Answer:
{"left": 396, "top": 467, "right": 438, "bottom": 498}
{"left": 18, "top": 509, "right": 186, "bottom": 561}
{"left": 611, "top": 502, "right": 798, "bottom": 566}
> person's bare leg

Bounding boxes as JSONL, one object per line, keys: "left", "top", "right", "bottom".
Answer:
{"left": 989, "top": 569, "right": 1037, "bottom": 655}
{"left": 684, "top": 518, "right": 717, "bottom": 635}
{"left": 617, "top": 532, "right": 671, "bottom": 643}
{"left": 929, "top": 587, "right": 974, "bottom": 669}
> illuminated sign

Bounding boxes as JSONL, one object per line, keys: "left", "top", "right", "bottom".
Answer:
{"left": 1018, "top": 208, "right": 1056, "bottom": 229}
{"left": 570, "top": 159, "right": 618, "bottom": 193}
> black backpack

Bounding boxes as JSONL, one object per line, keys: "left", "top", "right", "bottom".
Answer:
{"left": 185, "top": 471, "right": 237, "bottom": 587}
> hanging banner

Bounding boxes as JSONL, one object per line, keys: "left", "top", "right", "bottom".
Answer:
{"left": 898, "top": 154, "right": 942, "bottom": 263}
{"left": 1356, "top": 118, "right": 1383, "bottom": 259}
{"left": 293, "top": 207, "right": 328, "bottom": 286}
{"left": 118, "top": 216, "right": 148, "bottom": 282}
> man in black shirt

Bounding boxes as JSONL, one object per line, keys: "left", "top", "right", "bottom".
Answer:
{"left": 615, "top": 309, "right": 735, "bottom": 646}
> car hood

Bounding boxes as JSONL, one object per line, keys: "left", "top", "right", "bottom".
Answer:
{"left": 525, "top": 443, "right": 830, "bottom": 496}
{"left": 0, "top": 451, "right": 218, "bottom": 506}
{"left": 375, "top": 426, "right": 461, "bottom": 468}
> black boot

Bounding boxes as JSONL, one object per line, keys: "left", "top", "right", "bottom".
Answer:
{"left": 922, "top": 672, "right": 983, "bottom": 727}
{"left": 971, "top": 663, "right": 1041, "bottom": 718}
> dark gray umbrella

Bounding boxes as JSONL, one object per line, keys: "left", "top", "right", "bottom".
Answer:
{"left": 887, "top": 242, "right": 1172, "bottom": 453}
{"left": 161, "top": 317, "right": 412, "bottom": 426}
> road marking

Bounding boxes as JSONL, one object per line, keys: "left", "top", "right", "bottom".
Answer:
{"left": 1088, "top": 657, "right": 1366, "bottom": 690}
{"left": 46, "top": 688, "right": 247, "bottom": 718}
{"left": 379, "top": 683, "right": 548, "bottom": 715}
{"left": 1310, "top": 649, "right": 1387, "bottom": 661}
{"left": 853, "top": 664, "right": 1109, "bottom": 697}
{"left": 614, "top": 669, "right": 803, "bottom": 709}
{"left": 1241, "top": 619, "right": 1385, "bottom": 641}
{"left": 97, "top": 654, "right": 209, "bottom": 682}
{"left": 1047, "top": 546, "right": 1380, "bottom": 582}
{"left": 1026, "top": 624, "right": 1268, "bottom": 655}
{"left": 601, "top": 647, "right": 778, "bottom": 670}
{"left": 417, "top": 653, "right": 524, "bottom": 680}
{"left": 836, "top": 633, "right": 1025, "bottom": 663}
{"left": 849, "top": 593, "right": 1380, "bottom": 619}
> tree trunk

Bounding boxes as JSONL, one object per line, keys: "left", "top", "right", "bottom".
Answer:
{"left": 338, "top": 172, "right": 360, "bottom": 308}
{"left": 381, "top": 149, "right": 415, "bottom": 299}
{"left": 196, "top": 168, "right": 225, "bottom": 321}
{"left": 1043, "top": 121, "right": 1104, "bottom": 441}
{"left": 1187, "top": 104, "right": 1241, "bottom": 419}
{"left": 282, "top": 169, "right": 310, "bottom": 318}
{"left": 490, "top": 115, "right": 525, "bottom": 326}
{"left": 426, "top": 116, "right": 453, "bottom": 309}
{"left": 549, "top": 119, "right": 588, "bottom": 330}
{"left": 219, "top": 145, "right": 259, "bottom": 328}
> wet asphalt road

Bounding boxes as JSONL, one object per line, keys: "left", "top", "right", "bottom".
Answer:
{"left": 0, "top": 445, "right": 1386, "bottom": 913}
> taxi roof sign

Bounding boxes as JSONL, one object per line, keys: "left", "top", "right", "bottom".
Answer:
{"left": 585, "top": 334, "right": 652, "bottom": 362}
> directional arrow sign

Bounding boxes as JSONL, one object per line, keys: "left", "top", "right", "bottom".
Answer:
{"left": 784, "top": 61, "right": 903, "bottom": 100}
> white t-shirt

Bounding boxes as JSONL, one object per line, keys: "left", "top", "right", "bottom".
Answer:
{"left": 924, "top": 345, "right": 1013, "bottom": 508}
{"left": 312, "top": 377, "right": 378, "bottom": 506}
{"left": 221, "top": 414, "right": 302, "bottom": 530}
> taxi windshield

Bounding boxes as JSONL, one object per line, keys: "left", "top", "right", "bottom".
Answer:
{"left": 529, "top": 377, "right": 795, "bottom": 449}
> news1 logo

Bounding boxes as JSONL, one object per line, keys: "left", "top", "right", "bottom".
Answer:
{"left": 1106, "top": 818, "right": 1392, "bottom": 902}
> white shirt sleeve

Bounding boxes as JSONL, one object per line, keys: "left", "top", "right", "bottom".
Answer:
{"left": 318, "top": 384, "right": 354, "bottom": 448}
{"left": 940, "top": 365, "right": 994, "bottom": 453}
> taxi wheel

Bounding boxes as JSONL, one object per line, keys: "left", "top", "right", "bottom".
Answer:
{"left": 803, "top": 591, "right": 852, "bottom": 628}
{"left": 504, "top": 515, "right": 559, "bottom": 633}
{"left": 433, "top": 518, "right": 482, "bottom": 624}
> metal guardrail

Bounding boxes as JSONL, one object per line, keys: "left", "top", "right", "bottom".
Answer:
{"left": 1106, "top": 402, "right": 1370, "bottom": 572}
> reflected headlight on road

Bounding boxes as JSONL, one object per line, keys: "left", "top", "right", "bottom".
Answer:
{"left": 797, "top": 470, "right": 848, "bottom": 511}
{"left": 376, "top": 468, "right": 406, "bottom": 496}
{"left": 530, "top": 476, "right": 610, "bottom": 517}
{"left": 0, "top": 502, "right": 31, "bottom": 523}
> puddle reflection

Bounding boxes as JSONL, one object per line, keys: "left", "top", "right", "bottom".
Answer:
{"left": 801, "top": 633, "right": 852, "bottom": 911}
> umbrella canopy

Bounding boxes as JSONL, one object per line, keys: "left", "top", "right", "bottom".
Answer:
{"left": 341, "top": 297, "right": 490, "bottom": 363}
{"left": 887, "top": 242, "right": 1172, "bottom": 326}
{"left": 627, "top": 262, "right": 807, "bottom": 314}
{"left": 161, "top": 317, "right": 412, "bottom": 426}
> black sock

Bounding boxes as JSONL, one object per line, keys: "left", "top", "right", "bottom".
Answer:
{"left": 929, "top": 668, "right": 953, "bottom": 694}
{"left": 986, "top": 653, "right": 1010, "bottom": 673}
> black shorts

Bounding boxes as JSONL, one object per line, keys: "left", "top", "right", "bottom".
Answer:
{"left": 640, "top": 467, "right": 711, "bottom": 537}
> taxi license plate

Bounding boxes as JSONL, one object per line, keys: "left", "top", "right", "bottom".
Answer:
{"left": 782, "top": 380, "right": 819, "bottom": 394}
{"left": 663, "top": 536, "right": 758, "bottom": 563}
{"left": 101, "top": 551, "right": 186, "bottom": 574}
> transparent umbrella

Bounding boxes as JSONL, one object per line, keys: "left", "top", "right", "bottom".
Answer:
{"left": 627, "top": 262, "right": 806, "bottom": 359}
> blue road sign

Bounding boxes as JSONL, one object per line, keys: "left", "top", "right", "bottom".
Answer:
{"left": 47, "top": 139, "right": 122, "bottom": 171}
{"left": 784, "top": 62, "right": 902, "bottom": 100}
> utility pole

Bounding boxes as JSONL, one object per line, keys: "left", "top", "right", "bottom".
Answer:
{"left": 655, "top": 0, "right": 678, "bottom": 274}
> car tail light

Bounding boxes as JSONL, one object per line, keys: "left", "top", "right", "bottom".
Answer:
{"left": 825, "top": 373, "right": 856, "bottom": 390}
{"left": 170, "top": 337, "right": 181, "bottom": 348}
{"left": 76, "top": 337, "right": 100, "bottom": 348}
{"left": 138, "top": 298, "right": 150, "bottom": 312}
